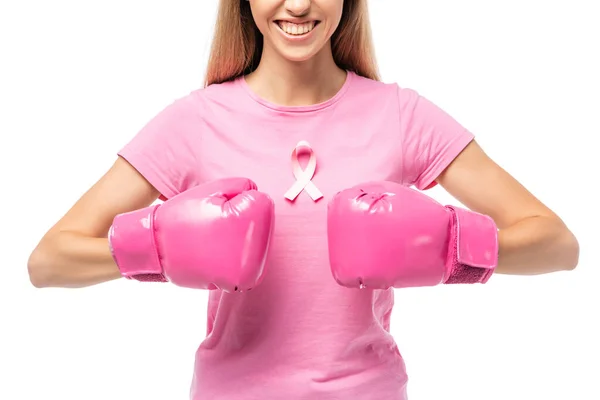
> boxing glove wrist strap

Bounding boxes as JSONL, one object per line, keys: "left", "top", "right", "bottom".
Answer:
{"left": 443, "top": 206, "right": 498, "bottom": 284}
{"left": 108, "top": 205, "right": 167, "bottom": 282}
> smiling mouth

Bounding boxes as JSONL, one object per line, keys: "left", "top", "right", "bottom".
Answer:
{"left": 275, "top": 20, "right": 320, "bottom": 36}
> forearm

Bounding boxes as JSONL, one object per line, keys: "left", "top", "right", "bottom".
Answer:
{"left": 495, "top": 216, "right": 579, "bottom": 275}
{"left": 28, "top": 231, "right": 123, "bottom": 288}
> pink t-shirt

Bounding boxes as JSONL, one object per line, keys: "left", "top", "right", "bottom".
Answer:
{"left": 118, "top": 71, "right": 474, "bottom": 399}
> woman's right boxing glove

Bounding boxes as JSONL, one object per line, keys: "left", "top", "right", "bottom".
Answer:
{"left": 108, "top": 177, "right": 275, "bottom": 293}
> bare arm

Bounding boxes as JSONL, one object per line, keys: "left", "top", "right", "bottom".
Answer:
{"left": 437, "top": 140, "right": 579, "bottom": 275}
{"left": 27, "top": 157, "right": 160, "bottom": 288}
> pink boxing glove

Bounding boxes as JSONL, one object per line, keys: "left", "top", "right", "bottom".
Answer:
{"left": 327, "top": 181, "right": 498, "bottom": 289}
{"left": 108, "top": 177, "right": 274, "bottom": 293}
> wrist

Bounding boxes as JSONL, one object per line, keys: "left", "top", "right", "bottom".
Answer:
{"left": 443, "top": 206, "right": 499, "bottom": 284}
{"left": 108, "top": 205, "right": 166, "bottom": 282}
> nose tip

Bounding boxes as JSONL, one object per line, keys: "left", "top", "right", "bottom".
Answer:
{"left": 285, "top": 0, "right": 311, "bottom": 16}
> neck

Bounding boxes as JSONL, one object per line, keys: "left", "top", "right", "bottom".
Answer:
{"left": 245, "top": 42, "right": 347, "bottom": 107}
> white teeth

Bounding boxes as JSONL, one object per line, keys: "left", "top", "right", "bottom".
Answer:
{"left": 277, "top": 21, "right": 316, "bottom": 36}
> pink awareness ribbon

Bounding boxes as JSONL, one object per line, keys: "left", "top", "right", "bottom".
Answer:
{"left": 284, "top": 140, "right": 323, "bottom": 201}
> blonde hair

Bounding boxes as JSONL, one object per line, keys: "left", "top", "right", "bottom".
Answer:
{"left": 204, "top": 0, "right": 380, "bottom": 87}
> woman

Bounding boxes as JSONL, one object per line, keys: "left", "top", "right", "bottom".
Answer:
{"left": 27, "top": 0, "right": 579, "bottom": 399}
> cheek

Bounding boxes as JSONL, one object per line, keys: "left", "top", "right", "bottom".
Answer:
{"left": 254, "top": 20, "right": 270, "bottom": 37}
{"left": 249, "top": 7, "right": 271, "bottom": 36}
{"left": 324, "top": 4, "right": 344, "bottom": 36}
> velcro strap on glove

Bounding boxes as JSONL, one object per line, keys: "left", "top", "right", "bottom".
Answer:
{"left": 444, "top": 206, "right": 498, "bottom": 284}
{"left": 108, "top": 205, "right": 167, "bottom": 282}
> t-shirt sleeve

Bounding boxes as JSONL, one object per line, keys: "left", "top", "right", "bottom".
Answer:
{"left": 117, "top": 95, "right": 201, "bottom": 201}
{"left": 397, "top": 85, "right": 475, "bottom": 190}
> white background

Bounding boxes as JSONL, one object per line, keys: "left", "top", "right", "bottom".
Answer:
{"left": 1, "top": 1, "right": 598, "bottom": 399}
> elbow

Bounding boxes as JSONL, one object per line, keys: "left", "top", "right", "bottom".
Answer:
{"left": 541, "top": 216, "right": 580, "bottom": 272}
{"left": 561, "top": 229, "right": 580, "bottom": 271}
{"left": 27, "top": 241, "right": 55, "bottom": 288}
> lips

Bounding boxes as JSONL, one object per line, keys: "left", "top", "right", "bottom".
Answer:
{"left": 275, "top": 20, "right": 319, "bottom": 36}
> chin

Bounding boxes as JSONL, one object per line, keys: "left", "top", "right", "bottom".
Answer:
{"left": 277, "top": 48, "right": 321, "bottom": 63}
{"left": 270, "top": 39, "right": 329, "bottom": 64}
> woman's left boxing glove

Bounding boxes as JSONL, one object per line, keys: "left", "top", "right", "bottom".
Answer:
{"left": 108, "top": 177, "right": 275, "bottom": 292}
{"left": 327, "top": 181, "right": 498, "bottom": 289}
